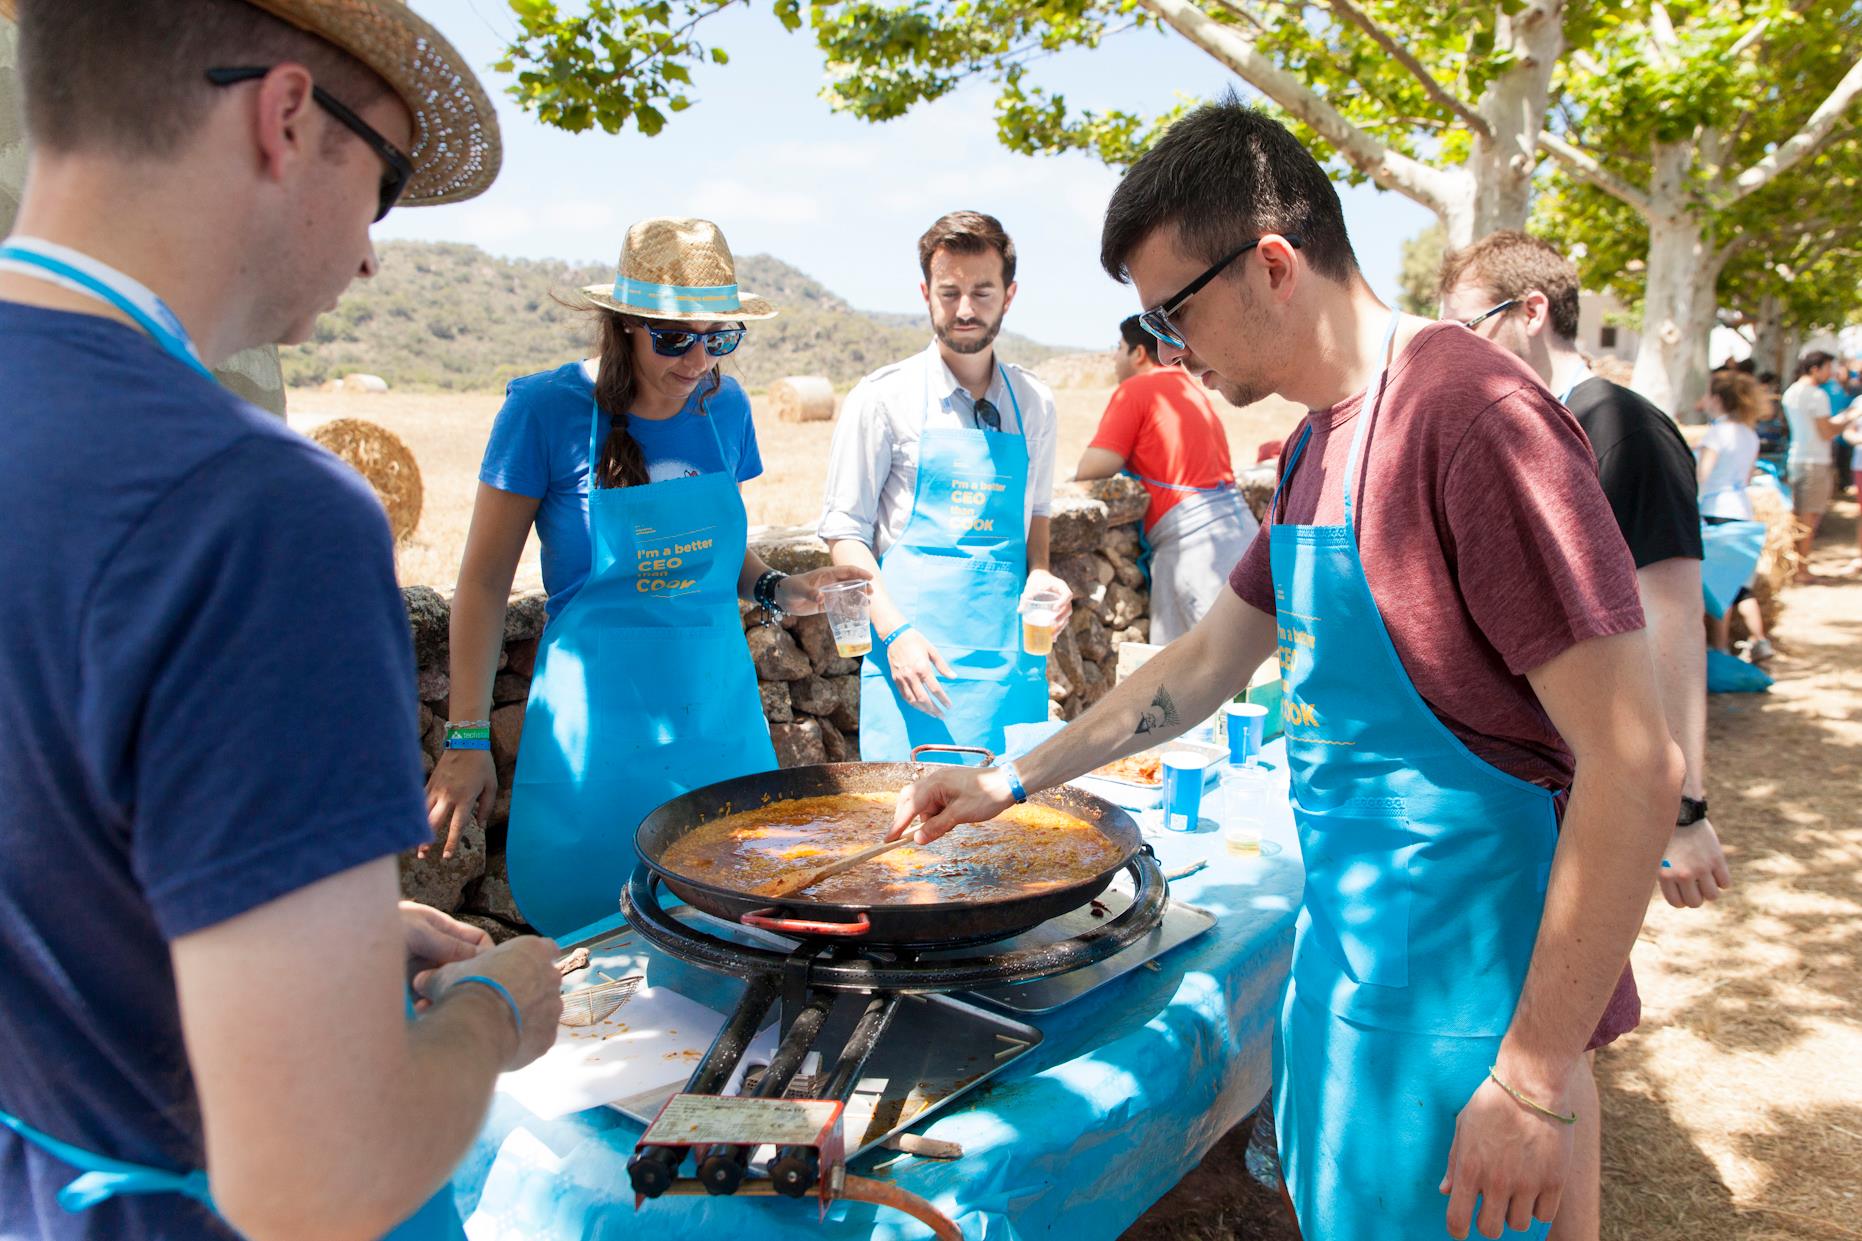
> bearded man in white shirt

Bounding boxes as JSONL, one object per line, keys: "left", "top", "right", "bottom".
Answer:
{"left": 818, "top": 211, "right": 1069, "bottom": 759}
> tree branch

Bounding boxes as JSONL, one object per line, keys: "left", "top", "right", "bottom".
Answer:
{"left": 1321, "top": 0, "right": 1492, "bottom": 138}
{"left": 1725, "top": 55, "right": 1862, "bottom": 204}
{"left": 1135, "top": 0, "right": 1458, "bottom": 214}
{"left": 1537, "top": 130, "right": 1654, "bottom": 217}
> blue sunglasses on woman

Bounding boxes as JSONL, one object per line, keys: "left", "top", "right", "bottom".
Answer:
{"left": 644, "top": 324, "right": 745, "bottom": 358}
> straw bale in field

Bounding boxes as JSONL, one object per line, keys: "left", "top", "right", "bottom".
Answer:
{"left": 309, "top": 418, "right": 423, "bottom": 544}
{"left": 769, "top": 375, "right": 836, "bottom": 422}
{"left": 1734, "top": 481, "right": 1802, "bottom": 640}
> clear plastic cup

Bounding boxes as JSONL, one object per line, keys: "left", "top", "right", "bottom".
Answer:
{"left": 1219, "top": 762, "right": 1275, "bottom": 856}
{"left": 1019, "top": 586, "right": 1068, "bottom": 656}
{"left": 819, "top": 580, "right": 873, "bottom": 659}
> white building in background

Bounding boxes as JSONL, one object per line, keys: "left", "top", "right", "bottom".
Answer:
{"left": 1577, "top": 291, "right": 1639, "bottom": 364}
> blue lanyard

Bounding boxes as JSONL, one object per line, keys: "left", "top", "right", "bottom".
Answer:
{"left": 0, "top": 241, "right": 212, "bottom": 379}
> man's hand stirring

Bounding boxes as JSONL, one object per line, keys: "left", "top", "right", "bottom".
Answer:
{"left": 889, "top": 766, "right": 1016, "bottom": 844}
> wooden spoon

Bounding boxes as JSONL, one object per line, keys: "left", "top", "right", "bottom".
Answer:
{"left": 760, "top": 837, "right": 914, "bottom": 900}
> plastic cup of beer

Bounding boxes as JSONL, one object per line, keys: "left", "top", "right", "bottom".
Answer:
{"left": 1019, "top": 586, "right": 1068, "bottom": 656}
{"left": 819, "top": 581, "right": 873, "bottom": 659}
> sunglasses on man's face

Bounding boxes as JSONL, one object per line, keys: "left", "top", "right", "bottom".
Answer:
{"left": 206, "top": 67, "right": 413, "bottom": 222}
{"left": 645, "top": 324, "right": 746, "bottom": 358}
{"left": 1138, "top": 234, "right": 1303, "bottom": 350}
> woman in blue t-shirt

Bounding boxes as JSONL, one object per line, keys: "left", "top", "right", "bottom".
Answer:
{"left": 424, "top": 217, "right": 867, "bottom": 936}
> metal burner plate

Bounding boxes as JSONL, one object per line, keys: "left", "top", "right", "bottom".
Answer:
{"left": 938, "top": 874, "right": 1217, "bottom": 1014}
{"left": 569, "top": 924, "right": 1042, "bottom": 1161}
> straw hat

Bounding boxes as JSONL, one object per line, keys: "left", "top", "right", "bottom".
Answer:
{"left": 0, "top": 0, "right": 501, "bottom": 205}
{"left": 579, "top": 217, "right": 778, "bottom": 322}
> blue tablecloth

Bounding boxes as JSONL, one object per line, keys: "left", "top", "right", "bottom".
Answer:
{"left": 455, "top": 747, "right": 1302, "bottom": 1241}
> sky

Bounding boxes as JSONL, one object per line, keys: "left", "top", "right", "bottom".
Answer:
{"left": 377, "top": 1, "right": 1438, "bottom": 350}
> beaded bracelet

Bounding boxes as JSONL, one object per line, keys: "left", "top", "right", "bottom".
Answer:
{"left": 1487, "top": 1066, "right": 1578, "bottom": 1125}
{"left": 444, "top": 721, "right": 491, "bottom": 752}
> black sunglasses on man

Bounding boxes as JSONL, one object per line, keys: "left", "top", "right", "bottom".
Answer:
{"left": 206, "top": 67, "right": 413, "bottom": 222}
{"left": 1138, "top": 234, "right": 1304, "bottom": 350}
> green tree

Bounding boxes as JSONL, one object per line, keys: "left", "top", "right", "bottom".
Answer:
{"left": 1531, "top": 0, "right": 1862, "bottom": 412}
{"left": 499, "top": 0, "right": 1602, "bottom": 247}
{"left": 1396, "top": 224, "right": 1448, "bottom": 314}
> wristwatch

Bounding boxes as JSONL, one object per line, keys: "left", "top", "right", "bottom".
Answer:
{"left": 1676, "top": 796, "right": 1709, "bottom": 827}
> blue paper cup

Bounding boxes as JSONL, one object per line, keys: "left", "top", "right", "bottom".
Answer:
{"left": 1161, "top": 752, "right": 1211, "bottom": 832}
{"left": 1224, "top": 702, "right": 1268, "bottom": 765}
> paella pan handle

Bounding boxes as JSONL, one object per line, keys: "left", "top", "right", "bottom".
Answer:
{"left": 909, "top": 744, "right": 997, "bottom": 767}
{"left": 741, "top": 908, "right": 874, "bottom": 938}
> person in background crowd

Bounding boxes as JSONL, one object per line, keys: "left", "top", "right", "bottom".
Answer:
{"left": 1696, "top": 370, "right": 1774, "bottom": 660}
{"left": 424, "top": 216, "right": 867, "bottom": 937}
{"left": 0, "top": 2, "right": 565, "bottom": 1238}
{"left": 1782, "top": 351, "right": 1860, "bottom": 581}
{"left": 1074, "top": 314, "right": 1260, "bottom": 643}
{"left": 819, "top": 211, "right": 1068, "bottom": 759}
{"left": 1823, "top": 355, "right": 1855, "bottom": 494}
{"left": 896, "top": 99, "right": 1681, "bottom": 1241}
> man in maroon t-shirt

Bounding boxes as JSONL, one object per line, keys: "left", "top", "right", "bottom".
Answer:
{"left": 889, "top": 101, "right": 1681, "bottom": 1241}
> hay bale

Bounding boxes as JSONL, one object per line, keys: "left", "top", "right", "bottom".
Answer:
{"left": 309, "top": 418, "right": 423, "bottom": 544}
{"left": 1733, "top": 481, "right": 1802, "bottom": 641}
{"left": 341, "top": 372, "right": 389, "bottom": 394}
{"left": 769, "top": 375, "right": 836, "bottom": 423}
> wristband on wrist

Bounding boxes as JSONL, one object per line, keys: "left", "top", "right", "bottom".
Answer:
{"left": 997, "top": 760, "right": 1028, "bottom": 804}
{"left": 444, "top": 721, "right": 491, "bottom": 752}
{"left": 1487, "top": 1065, "right": 1577, "bottom": 1125}
{"left": 753, "top": 569, "right": 789, "bottom": 617}
{"left": 1676, "top": 796, "right": 1708, "bottom": 827}
{"left": 879, "top": 621, "right": 915, "bottom": 650}
{"left": 452, "top": 974, "right": 523, "bottom": 1046}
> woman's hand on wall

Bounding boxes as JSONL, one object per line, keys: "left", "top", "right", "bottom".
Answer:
{"left": 423, "top": 749, "right": 499, "bottom": 860}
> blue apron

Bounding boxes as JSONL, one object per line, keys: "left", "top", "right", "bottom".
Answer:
{"left": 505, "top": 398, "right": 777, "bottom": 935}
{"left": 0, "top": 242, "right": 465, "bottom": 1239}
{"left": 858, "top": 363, "right": 1048, "bottom": 760}
{"left": 1270, "top": 311, "right": 1558, "bottom": 1239}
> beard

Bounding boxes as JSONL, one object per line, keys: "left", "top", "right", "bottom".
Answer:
{"left": 1210, "top": 372, "right": 1268, "bottom": 409}
{"left": 933, "top": 310, "right": 1004, "bottom": 355}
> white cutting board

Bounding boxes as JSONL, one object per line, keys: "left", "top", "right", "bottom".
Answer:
{"left": 497, "top": 982, "right": 733, "bottom": 1120}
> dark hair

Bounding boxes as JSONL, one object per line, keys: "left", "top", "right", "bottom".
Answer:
{"left": 918, "top": 211, "right": 1016, "bottom": 285}
{"left": 1734, "top": 358, "right": 1757, "bottom": 375}
{"left": 590, "top": 311, "right": 722, "bottom": 489}
{"left": 1119, "top": 315, "right": 1160, "bottom": 364}
{"left": 1101, "top": 95, "right": 1357, "bottom": 286}
{"left": 1436, "top": 230, "right": 1582, "bottom": 342}
{"left": 1797, "top": 349, "right": 1836, "bottom": 379}
{"left": 1709, "top": 370, "right": 1764, "bottom": 426}
{"left": 16, "top": 0, "right": 389, "bottom": 158}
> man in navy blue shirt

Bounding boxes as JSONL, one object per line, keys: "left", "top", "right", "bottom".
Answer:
{"left": 0, "top": 3, "right": 562, "bottom": 1238}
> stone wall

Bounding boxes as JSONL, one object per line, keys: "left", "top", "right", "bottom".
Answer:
{"left": 396, "top": 475, "right": 1156, "bottom": 938}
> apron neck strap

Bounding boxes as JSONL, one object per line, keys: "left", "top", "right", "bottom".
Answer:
{"left": 0, "top": 238, "right": 211, "bottom": 380}
{"left": 586, "top": 374, "right": 732, "bottom": 493}
{"left": 1340, "top": 307, "right": 1404, "bottom": 531}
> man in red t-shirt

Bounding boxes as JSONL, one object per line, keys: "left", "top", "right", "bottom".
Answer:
{"left": 1076, "top": 315, "right": 1259, "bottom": 642}
{"left": 888, "top": 100, "right": 1681, "bottom": 1241}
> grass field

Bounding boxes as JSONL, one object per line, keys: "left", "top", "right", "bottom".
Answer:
{"left": 287, "top": 383, "right": 1304, "bottom": 594}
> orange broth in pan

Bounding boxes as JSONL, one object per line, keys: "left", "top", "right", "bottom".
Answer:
{"left": 658, "top": 792, "right": 1122, "bottom": 904}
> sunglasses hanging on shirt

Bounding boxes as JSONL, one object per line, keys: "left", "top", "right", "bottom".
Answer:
{"left": 972, "top": 397, "right": 1003, "bottom": 432}
{"left": 644, "top": 324, "right": 746, "bottom": 358}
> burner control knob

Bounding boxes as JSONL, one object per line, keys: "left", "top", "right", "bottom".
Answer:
{"left": 696, "top": 1147, "right": 748, "bottom": 1196}
{"left": 627, "top": 1148, "right": 679, "bottom": 1198}
{"left": 769, "top": 1147, "right": 819, "bottom": 1198}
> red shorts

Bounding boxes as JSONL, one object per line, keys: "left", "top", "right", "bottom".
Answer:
{"left": 1586, "top": 962, "right": 1641, "bottom": 1050}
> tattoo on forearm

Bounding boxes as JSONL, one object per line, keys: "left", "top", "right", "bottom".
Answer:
{"left": 1134, "top": 685, "right": 1180, "bottom": 736}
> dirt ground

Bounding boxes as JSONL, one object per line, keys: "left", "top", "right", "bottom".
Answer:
{"left": 285, "top": 385, "right": 1302, "bottom": 594}
{"left": 1126, "top": 499, "right": 1862, "bottom": 1240}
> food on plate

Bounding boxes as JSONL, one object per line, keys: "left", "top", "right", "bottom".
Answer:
{"left": 1091, "top": 755, "right": 1164, "bottom": 786}
{"left": 659, "top": 792, "right": 1120, "bottom": 903}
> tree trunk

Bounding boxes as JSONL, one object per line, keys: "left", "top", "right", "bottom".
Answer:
{"left": 1466, "top": 0, "right": 1564, "bottom": 241}
{"left": 1750, "top": 294, "right": 1791, "bottom": 379}
{"left": 1632, "top": 217, "right": 1720, "bottom": 417}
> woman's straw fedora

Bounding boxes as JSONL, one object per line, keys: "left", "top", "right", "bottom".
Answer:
{"left": 580, "top": 217, "right": 778, "bottom": 323}
{"left": 0, "top": 0, "right": 501, "bottom": 206}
